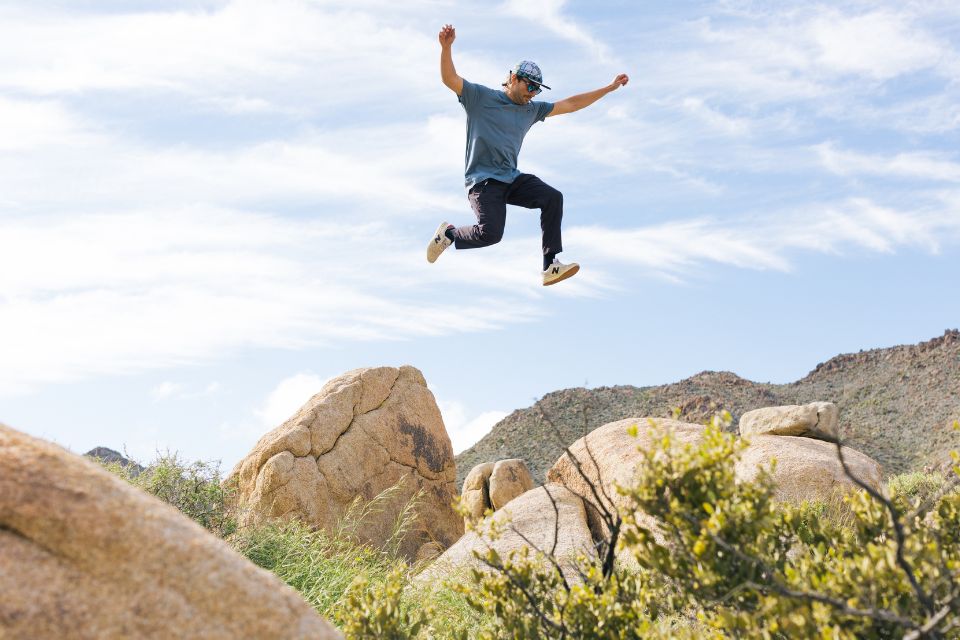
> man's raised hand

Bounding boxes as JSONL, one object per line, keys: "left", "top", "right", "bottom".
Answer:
{"left": 610, "top": 73, "right": 629, "bottom": 90}
{"left": 439, "top": 24, "right": 456, "bottom": 47}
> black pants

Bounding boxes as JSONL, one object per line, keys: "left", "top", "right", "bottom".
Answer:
{"left": 452, "top": 174, "right": 563, "bottom": 257}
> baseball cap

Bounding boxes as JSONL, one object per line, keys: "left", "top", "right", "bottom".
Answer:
{"left": 511, "top": 60, "right": 551, "bottom": 90}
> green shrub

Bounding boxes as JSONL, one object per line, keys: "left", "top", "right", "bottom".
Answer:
{"left": 232, "top": 518, "right": 407, "bottom": 623}
{"left": 232, "top": 484, "right": 438, "bottom": 634}
{"left": 436, "top": 418, "right": 960, "bottom": 638}
{"left": 888, "top": 471, "right": 947, "bottom": 503}
{"left": 100, "top": 451, "right": 235, "bottom": 537}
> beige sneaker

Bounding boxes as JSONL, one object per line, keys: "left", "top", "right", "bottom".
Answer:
{"left": 427, "top": 221, "right": 454, "bottom": 263}
{"left": 542, "top": 259, "right": 579, "bottom": 286}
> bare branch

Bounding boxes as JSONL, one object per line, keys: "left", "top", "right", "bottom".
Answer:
{"left": 476, "top": 551, "right": 568, "bottom": 637}
{"left": 825, "top": 434, "right": 937, "bottom": 617}
{"left": 534, "top": 399, "right": 624, "bottom": 582}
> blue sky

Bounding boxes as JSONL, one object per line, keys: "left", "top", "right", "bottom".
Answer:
{"left": 2, "top": 0, "right": 959, "bottom": 472}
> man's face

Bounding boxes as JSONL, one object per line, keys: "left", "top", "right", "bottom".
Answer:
{"left": 507, "top": 74, "right": 540, "bottom": 104}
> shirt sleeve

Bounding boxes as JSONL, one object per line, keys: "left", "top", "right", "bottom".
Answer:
{"left": 534, "top": 101, "right": 555, "bottom": 122}
{"left": 458, "top": 80, "right": 480, "bottom": 110}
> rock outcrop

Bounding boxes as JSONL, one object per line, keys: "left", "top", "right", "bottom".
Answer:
{"left": 739, "top": 402, "right": 838, "bottom": 440}
{"left": 415, "top": 484, "right": 595, "bottom": 586}
{"left": 0, "top": 423, "right": 340, "bottom": 640}
{"left": 461, "top": 462, "right": 495, "bottom": 523}
{"left": 547, "top": 412, "right": 884, "bottom": 538}
{"left": 547, "top": 417, "right": 704, "bottom": 537}
{"left": 226, "top": 366, "right": 462, "bottom": 559}
{"left": 489, "top": 459, "right": 535, "bottom": 509}
{"left": 735, "top": 434, "right": 884, "bottom": 502}
{"left": 84, "top": 446, "right": 145, "bottom": 476}
{"left": 460, "top": 459, "right": 535, "bottom": 525}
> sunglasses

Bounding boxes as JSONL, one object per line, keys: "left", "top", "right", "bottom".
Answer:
{"left": 516, "top": 74, "right": 542, "bottom": 95}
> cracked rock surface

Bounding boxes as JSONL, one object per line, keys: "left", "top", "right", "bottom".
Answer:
{"left": 227, "top": 365, "right": 462, "bottom": 559}
{"left": 0, "top": 423, "right": 339, "bottom": 640}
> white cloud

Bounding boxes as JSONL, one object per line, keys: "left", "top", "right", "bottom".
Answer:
{"left": 680, "top": 97, "right": 751, "bottom": 137}
{"left": 815, "top": 143, "right": 960, "bottom": 182}
{"left": 436, "top": 397, "right": 507, "bottom": 454}
{"left": 0, "top": 206, "right": 549, "bottom": 395}
{"left": 0, "top": 1, "right": 440, "bottom": 104}
{"left": 0, "top": 120, "right": 464, "bottom": 216}
{"left": 0, "top": 97, "right": 95, "bottom": 151}
{"left": 808, "top": 10, "right": 945, "bottom": 80}
{"left": 573, "top": 196, "right": 959, "bottom": 279}
{"left": 501, "top": 0, "right": 616, "bottom": 64}
{"left": 151, "top": 381, "right": 182, "bottom": 401}
{"left": 256, "top": 372, "right": 329, "bottom": 427}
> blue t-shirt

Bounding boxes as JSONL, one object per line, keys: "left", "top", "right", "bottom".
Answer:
{"left": 458, "top": 80, "right": 554, "bottom": 190}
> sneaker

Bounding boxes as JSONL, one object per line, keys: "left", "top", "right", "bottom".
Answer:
{"left": 542, "top": 259, "right": 580, "bottom": 286}
{"left": 427, "top": 221, "right": 453, "bottom": 263}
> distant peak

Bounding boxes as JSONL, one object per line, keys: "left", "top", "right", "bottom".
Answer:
{"left": 686, "top": 370, "right": 750, "bottom": 386}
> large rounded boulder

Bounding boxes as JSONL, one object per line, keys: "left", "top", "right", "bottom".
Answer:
{"left": 547, "top": 417, "right": 704, "bottom": 537}
{"left": 415, "top": 484, "right": 595, "bottom": 586}
{"left": 226, "top": 365, "right": 463, "bottom": 559}
{"left": 0, "top": 424, "right": 340, "bottom": 640}
{"left": 547, "top": 413, "right": 885, "bottom": 536}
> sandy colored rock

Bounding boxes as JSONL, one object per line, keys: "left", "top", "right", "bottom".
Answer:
{"left": 737, "top": 434, "right": 884, "bottom": 502}
{"left": 461, "top": 462, "right": 495, "bottom": 523}
{"left": 547, "top": 417, "right": 705, "bottom": 537}
{"left": 415, "top": 541, "right": 444, "bottom": 564}
{"left": 227, "top": 365, "right": 463, "bottom": 559}
{"left": 739, "top": 402, "right": 839, "bottom": 440}
{"left": 547, "top": 414, "right": 883, "bottom": 530}
{"left": 415, "top": 484, "right": 595, "bottom": 586}
{"left": 488, "top": 459, "right": 535, "bottom": 510}
{"left": 461, "top": 488, "right": 489, "bottom": 523}
{"left": 0, "top": 423, "right": 340, "bottom": 640}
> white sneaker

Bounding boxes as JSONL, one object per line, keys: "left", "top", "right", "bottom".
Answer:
{"left": 427, "top": 221, "right": 453, "bottom": 263}
{"left": 542, "top": 259, "right": 580, "bottom": 286}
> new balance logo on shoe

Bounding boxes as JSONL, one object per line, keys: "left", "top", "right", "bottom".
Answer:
{"left": 542, "top": 260, "right": 580, "bottom": 286}
{"left": 427, "top": 221, "right": 454, "bottom": 263}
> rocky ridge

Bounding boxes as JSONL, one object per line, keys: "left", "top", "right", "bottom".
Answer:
{"left": 456, "top": 330, "right": 960, "bottom": 486}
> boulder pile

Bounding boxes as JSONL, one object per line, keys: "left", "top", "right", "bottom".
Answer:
{"left": 460, "top": 458, "right": 534, "bottom": 525}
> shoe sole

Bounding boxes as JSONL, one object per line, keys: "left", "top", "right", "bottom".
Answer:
{"left": 543, "top": 264, "right": 579, "bottom": 286}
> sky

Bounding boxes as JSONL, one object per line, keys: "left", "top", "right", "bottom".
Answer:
{"left": 2, "top": 0, "right": 959, "bottom": 474}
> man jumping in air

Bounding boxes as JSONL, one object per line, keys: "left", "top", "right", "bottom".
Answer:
{"left": 427, "top": 24, "right": 629, "bottom": 286}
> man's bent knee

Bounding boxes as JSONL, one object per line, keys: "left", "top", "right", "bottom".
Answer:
{"left": 477, "top": 225, "right": 504, "bottom": 246}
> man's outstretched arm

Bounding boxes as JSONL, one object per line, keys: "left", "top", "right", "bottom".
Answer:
{"left": 439, "top": 24, "right": 464, "bottom": 96}
{"left": 546, "top": 73, "right": 629, "bottom": 117}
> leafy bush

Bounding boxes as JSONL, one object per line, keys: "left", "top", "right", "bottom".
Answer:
{"left": 100, "top": 451, "right": 235, "bottom": 537}
{"left": 383, "top": 418, "right": 960, "bottom": 639}
{"left": 888, "top": 471, "right": 947, "bottom": 503}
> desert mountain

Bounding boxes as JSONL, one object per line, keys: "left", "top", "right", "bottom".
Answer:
{"left": 456, "top": 329, "right": 960, "bottom": 486}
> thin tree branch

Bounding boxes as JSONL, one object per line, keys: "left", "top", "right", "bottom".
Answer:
{"left": 825, "top": 434, "right": 937, "bottom": 617}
